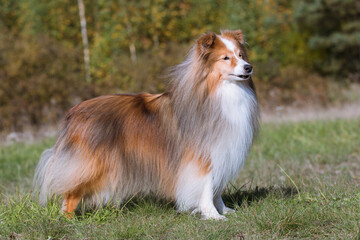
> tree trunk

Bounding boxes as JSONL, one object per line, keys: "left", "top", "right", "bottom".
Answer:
{"left": 77, "top": 0, "right": 91, "bottom": 82}
{"left": 153, "top": 34, "right": 159, "bottom": 48}
{"left": 125, "top": 21, "right": 137, "bottom": 64}
{"left": 129, "top": 42, "right": 137, "bottom": 63}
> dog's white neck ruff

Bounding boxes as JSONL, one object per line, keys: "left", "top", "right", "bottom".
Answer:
{"left": 171, "top": 44, "right": 258, "bottom": 215}
{"left": 211, "top": 80, "right": 257, "bottom": 194}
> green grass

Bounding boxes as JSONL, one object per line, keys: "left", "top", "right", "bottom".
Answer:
{"left": 1, "top": 119, "right": 360, "bottom": 239}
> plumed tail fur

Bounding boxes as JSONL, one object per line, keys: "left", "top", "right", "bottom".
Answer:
{"left": 33, "top": 147, "right": 54, "bottom": 204}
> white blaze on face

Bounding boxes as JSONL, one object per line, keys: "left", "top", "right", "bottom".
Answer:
{"left": 219, "top": 36, "right": 251, "bottom": 78}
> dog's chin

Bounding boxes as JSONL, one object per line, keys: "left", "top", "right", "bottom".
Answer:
{"left": 228, "top": 74, "right": 251, "bottom": 81}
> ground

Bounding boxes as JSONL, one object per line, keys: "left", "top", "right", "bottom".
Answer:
{"left": 0, "top": 116, "right": 359, "bottom": 239}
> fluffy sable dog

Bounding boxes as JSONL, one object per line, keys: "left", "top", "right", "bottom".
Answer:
{"left": 34, "top": 29, "right": 259, "bottom": 220}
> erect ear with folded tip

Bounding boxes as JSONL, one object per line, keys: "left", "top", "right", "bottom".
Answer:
{"left": 232, "top": 29, "right": 244, "bottom": 45}
{"left": 196, "top": 32, "right": 216, "bottom": 55}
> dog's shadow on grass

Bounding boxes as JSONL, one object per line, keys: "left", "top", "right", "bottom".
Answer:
{"left": 75, "top": 186, "right": 298, "bottom": 218}
{"left": 222, "top": 185, "right": 299, "bottom": 208}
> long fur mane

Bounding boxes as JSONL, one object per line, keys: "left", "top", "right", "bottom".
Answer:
{"left": 34, "top": 31, "right": 259, "bottom": 215}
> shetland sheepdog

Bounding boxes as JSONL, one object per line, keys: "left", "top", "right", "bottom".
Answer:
{"left": 34, "top": 29, "right": 259, "bottom": 220}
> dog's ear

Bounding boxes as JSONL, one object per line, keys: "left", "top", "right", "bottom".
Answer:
{"left": 221, "top": 29, "right": 245, "bottom": 45}
{"left": 197, "top": 32, "right": 216, "bottom": 54}
{"left": 232, "top": 29, "right": 244, "bottom": 44}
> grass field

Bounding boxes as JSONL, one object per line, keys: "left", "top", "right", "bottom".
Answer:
{"left": 1, "top": 118, "right": 359, "bottom": 239}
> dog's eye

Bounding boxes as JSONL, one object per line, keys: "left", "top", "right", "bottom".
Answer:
{"left": 223, "top": 56, "right": 230, "bottom": 60}
{"left": 239, "top": 53, "right": 242, "bottom": 58}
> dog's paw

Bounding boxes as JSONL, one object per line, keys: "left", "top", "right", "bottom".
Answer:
{"left": 190, "top": 208, "right": 201, "bottom": 215}
{"left": 223, "top": 207, "right": 235, "bottom": 214}
{"left": 201, "top": 213, "right": 227, "bottom": 221}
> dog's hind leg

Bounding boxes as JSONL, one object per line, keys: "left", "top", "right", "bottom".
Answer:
{"left": 62, "top": 192, "right": 83, "bottom": 218}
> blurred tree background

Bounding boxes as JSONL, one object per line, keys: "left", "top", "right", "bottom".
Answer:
{"left": 0, "top": 0, "right": 359, "bottom": 132}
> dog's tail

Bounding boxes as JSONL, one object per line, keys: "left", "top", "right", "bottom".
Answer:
{"left": 33, "top": 147, "right": 55, "bottom": 204}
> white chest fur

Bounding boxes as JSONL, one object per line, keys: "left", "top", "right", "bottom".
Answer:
{"left": 211, "top": 81, "right": 257, "bottom": 193}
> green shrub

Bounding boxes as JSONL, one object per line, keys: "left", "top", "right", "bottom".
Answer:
{"left": 0, "top": 34, "right": 94, "bottom": 132}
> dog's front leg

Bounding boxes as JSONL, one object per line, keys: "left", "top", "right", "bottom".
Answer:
{"left": 198, "top": 175, "right": 226, "bottom": 220}
{"left": 214, "top": 193, "right": 235, "bottom": 215}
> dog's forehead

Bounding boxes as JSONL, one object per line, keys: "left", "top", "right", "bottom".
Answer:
{"left": 219, "top": 36, "right": 236, "bottom": 52}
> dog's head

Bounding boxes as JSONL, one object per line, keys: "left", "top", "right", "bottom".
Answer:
{"left": 196, "top": 29, "right": 253, "bottom": 82}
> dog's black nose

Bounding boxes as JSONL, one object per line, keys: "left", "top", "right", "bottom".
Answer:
{"left": 244, "top": 64, "right": 253, "bottom": 73}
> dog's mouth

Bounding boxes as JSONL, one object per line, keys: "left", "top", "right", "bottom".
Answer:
{"left": 230, "top": 74, "right": 251, "bottom": 80}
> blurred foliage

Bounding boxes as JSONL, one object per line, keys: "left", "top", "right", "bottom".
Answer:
{"left": 0, "top": 33, "right": 95, "bottom": 131}
{"left": 293, "top": 0, "right": 360, "bottom": 78}
{"left": 0, "top": 0, "right": 359, "bottom": 131}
